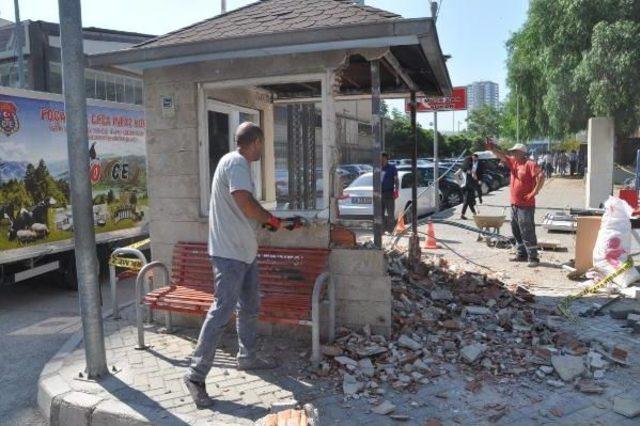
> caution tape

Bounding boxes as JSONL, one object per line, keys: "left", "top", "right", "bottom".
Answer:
{"left": 127, "top": 238, "right": 150, "bottom": 251}
{"left": 558, "top": 259, "right": 633, "bottom": 320}
{"left": 108, "top": 238, "right": 151, "bottom": 270}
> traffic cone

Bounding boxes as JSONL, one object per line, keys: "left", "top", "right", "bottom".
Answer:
{"left": 393, "top": 212, "right": 407, "bottom": 235}
{"left": 424, "top": 221, "right": 439, "bottom": 249}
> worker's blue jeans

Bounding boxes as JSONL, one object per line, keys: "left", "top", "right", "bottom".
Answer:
{"left": 511, "top": 205, "right": 538, "bottom": 260}
{"left": 186, "top": 256, "right": 260, "bottom": 383}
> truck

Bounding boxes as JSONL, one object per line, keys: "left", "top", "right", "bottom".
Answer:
{"left": 0, "top": 87, "right": 148, "bottom": 288}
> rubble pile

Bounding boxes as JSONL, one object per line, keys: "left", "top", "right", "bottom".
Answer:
{"left": 316, "top": 251, "right": 626, "bottom": 401}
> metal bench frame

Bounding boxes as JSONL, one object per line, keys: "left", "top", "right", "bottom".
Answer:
{"left": 135, "top": 243, "right": 335, "bottom": 364}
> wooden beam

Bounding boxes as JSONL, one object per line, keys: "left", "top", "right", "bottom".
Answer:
{"left": 383, "top": 52, "right": 419, "bottom": 92}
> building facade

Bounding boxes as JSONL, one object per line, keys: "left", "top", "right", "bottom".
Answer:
{"left": 466, "top": 80, "right": 499, "bottom": 111}
{"left": 0, "top": 20, "right": 153, "bottom": 104}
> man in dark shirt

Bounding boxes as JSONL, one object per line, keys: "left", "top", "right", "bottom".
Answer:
{"left": 381, "top": 153, "right": 399, "bottom": 233}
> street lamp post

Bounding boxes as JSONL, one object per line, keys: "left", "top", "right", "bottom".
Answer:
{"left": 58, "top": 0, "right": 107, "bottom": 379}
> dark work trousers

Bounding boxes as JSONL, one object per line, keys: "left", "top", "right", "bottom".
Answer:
{"left": 570, "top": 161, "right": 577, "bottom": 176}
{"left": 382, "top": 192, "right": 395, "bottom": 233}
{"left": 511, "top": 205, "right": 538, "bottom": 260}
{"left": 473, "top": 177, "right": 483, "bottom": 203}
{"left": 461, "top": 184, "right": 477, "bottom": 216}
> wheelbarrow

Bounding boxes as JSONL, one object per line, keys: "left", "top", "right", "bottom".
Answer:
{"left": 473, "top": 208, "right": 506, "bottom": 245}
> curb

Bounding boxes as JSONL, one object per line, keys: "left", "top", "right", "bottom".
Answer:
{"left": 37, "top": 300, "right": 149, "bottom": 425}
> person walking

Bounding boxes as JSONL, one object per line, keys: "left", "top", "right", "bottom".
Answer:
{"left": 542, "top": 152, "right": 553, "bottom": 179}
{"left": 460, "top": 155, "right": 478, "bottom": 220}
{"left": 559, "top": 151, "right": 568, "bottom": 176}
{"left": 569, "top": 150, "right": 577, "bottom": 176}
{"left": 470, "top": 154, "right": 483, "bottom": 204}
{"left": 381, "top": 152, "right": 399, "bottom": 233}
{"left": 486, "top": 140, "right": 545, "bottom": 267}
{"left": 184, "top": 122, "right": 285, "bottom": 409}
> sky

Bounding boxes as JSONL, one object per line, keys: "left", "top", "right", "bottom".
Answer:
{"left": 0, "top": 0, "right": 530, "bottom": 132}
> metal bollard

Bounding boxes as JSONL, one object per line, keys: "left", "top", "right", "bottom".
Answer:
{"left": 135, "top": 261, "right": 169, "bottom": 350}
{"left": 109, "top": 247, "right": 148, "bottom": 319}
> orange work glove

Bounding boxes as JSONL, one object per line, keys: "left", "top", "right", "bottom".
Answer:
{"left": 262, "top": 215, "right": 281, "bottom": 232}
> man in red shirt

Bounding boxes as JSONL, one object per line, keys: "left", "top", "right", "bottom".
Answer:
{"left": 487, "top": 141, "right": 545, "bottom": 267}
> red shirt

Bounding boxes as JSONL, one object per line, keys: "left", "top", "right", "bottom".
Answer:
{"left": 506, "top": 156, "right": 541, "bottom": 207}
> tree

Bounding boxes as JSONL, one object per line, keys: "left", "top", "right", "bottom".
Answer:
{"left": 23, "top": 163, "right": 37, "bottom": 201}
{"left": 130, "top": 192, "right": 138, "bottom": 205}
{"left": 107, "top": 189, "right": 115, "bottom": 204}
{"left": 506, "top": 0, "right": 640, "bottom": 139}
{"left": 467, "top": 105, "right": 502, "bottom": 140}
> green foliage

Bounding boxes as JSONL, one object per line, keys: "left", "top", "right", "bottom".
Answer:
{"left": 384, "top": 108, "right": 476, "bottom": 158}
{"left": 506, "top": 0, "right": 640, "bottom": 138}
{"left": 467, "top": 105, "right": 502, "bottom": 140}
{"left": 107, "top": 189, "right": 115, "bottom": 204}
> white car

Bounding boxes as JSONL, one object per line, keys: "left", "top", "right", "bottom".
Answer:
{"left": 338, "top": 171, "right": 437, "bottom": 220}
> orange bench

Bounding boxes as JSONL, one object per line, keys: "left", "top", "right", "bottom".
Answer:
{"left": 135, "top": 242, "right": 335, "bottom": 363}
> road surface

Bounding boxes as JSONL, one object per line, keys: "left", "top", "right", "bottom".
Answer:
{"left": 0, "top": 275, "right": 134, "bottom": 425}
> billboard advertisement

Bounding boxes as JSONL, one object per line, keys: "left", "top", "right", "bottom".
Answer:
{"left": 0, "top": 89, "right": 147, "bottom": 250}
{"left": 405, "top": 86, "right": 468, "bottom": 112}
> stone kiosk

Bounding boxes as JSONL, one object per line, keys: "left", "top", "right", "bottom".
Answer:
{"left": 89, "top": 0, "right": 452, "bottom": 337}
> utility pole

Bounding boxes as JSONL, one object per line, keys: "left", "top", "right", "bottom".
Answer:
{"left": 371, "top": 60, "right": 383, "bottom": 248}
{"left": 13, "top": 0, "right": 25, "bottom": 88}
{"left": 221, "top": 0, "right": 226, "bottom": 13}
{"left": 408, "top": 92, "right": 421, "bottom": 269}
{"left": 431, "top": 1, "right": 440, "bottom": 211}
{"left": 58, "top": 0, "right": 107, "bottom": 379}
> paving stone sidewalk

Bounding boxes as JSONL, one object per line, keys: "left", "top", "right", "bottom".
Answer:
{"left": 38, "top": 294, "right": 640, "bottom": 425}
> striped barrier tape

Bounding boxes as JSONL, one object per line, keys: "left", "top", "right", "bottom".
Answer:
{"left": 108, "top": 238, "right": 151, "bottom": 270}
{"left": 558, "top": 258, "right": 633, "bottom": 320}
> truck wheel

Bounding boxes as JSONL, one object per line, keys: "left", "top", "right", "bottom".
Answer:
{"left": 57, "top": 256, "right": 78, "bottom": 291}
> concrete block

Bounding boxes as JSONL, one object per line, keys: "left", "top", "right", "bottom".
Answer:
{"left": 149, "top": 221, "right": 207, "bottom": 247}
{"left": 256, "top": 222, "right": 330, "bottom": 248}
{"left": 146, "top": 127, "right": 198, "bottom": 155}
{"left": 147, "top": 150, "right": 198, "bottom": 177}
{"left": 329, "top": 249, "right": 387, "bottom": 276}
{"left": 148, "top": 197, "right": 201, "bottom": 222}
{"left": 148, "top": 175, "right": 200, "bottom": 199}
{"left": 37, "top": 374, "right": 72, "bottom": 421}
{"left": 336, "top": 300, "right": 391, "bottom": 336}
{"left": 586, "top": 117, "right": 614, "bottom": 208}
{"left": 91, "top": 400, "right": 154, "bottom": 425}
{"left": 333, "top": 274, "right": 391, "bottom": 303}
{"left": 53, "top": 391, "right": 103, "bottom": 426}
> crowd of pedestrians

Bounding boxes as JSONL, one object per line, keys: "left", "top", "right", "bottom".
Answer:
{"left": 537, "top": 150, "right": 584, "bottom": 178}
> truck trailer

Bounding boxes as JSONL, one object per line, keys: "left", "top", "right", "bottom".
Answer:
{"left": 0, "top": 87, "right": 148, "bottom": 288}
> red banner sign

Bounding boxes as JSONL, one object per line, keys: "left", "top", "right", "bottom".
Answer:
{"left": 405, "top": 86, "right": 467, "bottom": 112}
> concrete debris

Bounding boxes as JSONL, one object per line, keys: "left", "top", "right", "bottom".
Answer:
{"left": 430, "top": 288, "right": 453, "bottom": 301}
{"left": 321, "top": 345, "right": 342, "bottom": 357}
{"left": 389, "top": 414, "right": 410, "bottom": 421}
{"left": 314, "top": 251, "right": 612, "bottom": 398}
{"left": 463, "top": 306, "right": 492, "bottom": 316}
{"left": 576, "top": 380, "right": 604, "bottom": 394}
{"left": 587, "top": 352, "right": 607, "bottom": 370}
{"left": 342, "top": 374, "right": 362, "bottom": 395}
{"left": 335, "top": 356, "right": 357, "bottom": 366}
{"left": 551, "top": 355, "right": 585, "bottom": 381}
{"left": 461, "top": 344, "right": 485, "bottom": 363}
{"left": 398, "top": 335, "right": 422, "bottom": 351}
{"left": 546, "top": 379, "right": 565, "bottom": 388}
{"left": 358, "top": 358, "right": 375, "bottom": 378}
{"left": 613, "top": 396, "right": 640, "bottom": 418}
{"left": 270, "top": 399, "right": 298, "bottom": 413}
{"left": 371, "top": 400, "right": 396, "bottom": 415}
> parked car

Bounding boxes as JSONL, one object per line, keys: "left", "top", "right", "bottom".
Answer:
{"left": 397, "top": 165, "right": 464, "bottom": 208}
{"left": 338, "top": 171, "right": 436, "bottom": 221}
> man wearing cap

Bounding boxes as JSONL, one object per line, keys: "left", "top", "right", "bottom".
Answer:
{"left": 486, "top": 141, "right": 544, "bottom": 267}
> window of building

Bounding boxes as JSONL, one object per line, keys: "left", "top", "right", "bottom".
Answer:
{"left": 199, "top": 99, "right": 263, "bottom": 215}
{"left": 48, "top": 61, "right": 143, "bottom": 105}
